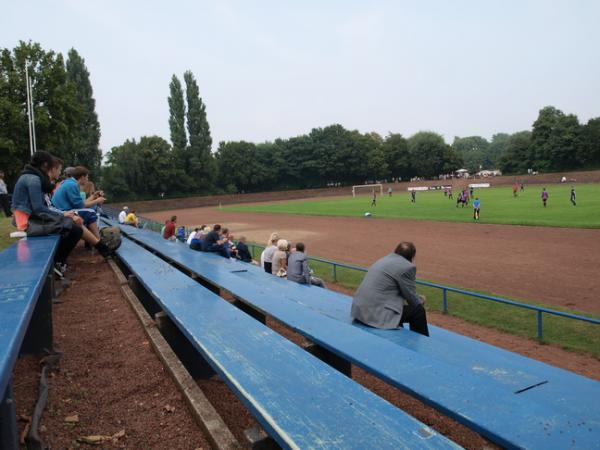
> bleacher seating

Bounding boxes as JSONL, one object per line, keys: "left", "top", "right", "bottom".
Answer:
{"left": 107, "top": 219, "right": 600, "bottom": 449}
{"left": 0, "top": 236, "right": 59, "bottom": 450}
{"left": 114, "top": 237, "right": 461, "bottom": 449}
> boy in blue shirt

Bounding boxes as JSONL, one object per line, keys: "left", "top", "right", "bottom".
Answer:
{"left": 52, "top": 166, "right": 105, "bottom": 238}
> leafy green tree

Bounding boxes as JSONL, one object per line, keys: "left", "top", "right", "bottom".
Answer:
{"left": 215, "top": 141, "right": 261, "bottom": 193}
{"left": 407, "top": 131, "right": 451, "bottom": 178}
{"left": 531, "top": 106, "right": 581, "bottom": 171}
{"left": 168, "top": 74, "right": 187, "bottom": 153}
{"left": 102, "top": 136, "right": 180, "bottom": 201}
{"left": 498, "top": 131, "right": 533, "bottom": 174}
{"left": 65, "top": 48, "right": 101, "bottom": 172}
{"left": 487, "top": 133, "right": 511, "bottom": 167}
{"left": 578, "top": 118, "right": 600, "bottom": 167}
{"left": 382, "top": 133, "right": 411, "bottom": 180}
{"left": 0, "top": 41, "right": 82, "bottom": 184}
{"left": 451, "top": 136, "right": 490, "bottom": 173}
{"left": 184, "top": 70, "right": 215, "bottom": 191}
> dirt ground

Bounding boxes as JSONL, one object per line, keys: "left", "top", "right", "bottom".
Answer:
{"left": 13, "top": 247, "right": 209, "bottom": 450}
{"left": 147, "top": 207, "right": 600, "bottom": 315}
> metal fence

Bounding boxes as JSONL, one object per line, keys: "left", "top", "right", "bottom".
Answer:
{"left": 102, "top": 206, "right": 600, "bottom": 340}
{"left": 244, "top": 243, "right": 600, "bottom": 340}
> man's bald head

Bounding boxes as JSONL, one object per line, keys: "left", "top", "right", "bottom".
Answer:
{"left": 394, "top": 241, "right": 416, "bottom": 262}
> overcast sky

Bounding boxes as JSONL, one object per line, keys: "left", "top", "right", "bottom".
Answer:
{"left": 3, "top": 1, "right": 600, "bottom": 153}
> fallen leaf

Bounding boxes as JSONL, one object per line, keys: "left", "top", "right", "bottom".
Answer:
{"left": 65, "top": 414, "right": 79, "bottom": 423}
{"left": 78, "top": 435, "right": 108, "bottom": 445}
{"left": 112, "top": 429, "right": 125, "bottom": 440}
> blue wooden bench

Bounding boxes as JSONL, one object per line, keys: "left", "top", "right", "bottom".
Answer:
{"left": 106, "top": 220, "right": 600, "bottom": 449}
{"left": 114, "top": 237, "right": 460, "bottom": 449}
{"left": 0, "top": 236, "right": 59, "bottom": 450}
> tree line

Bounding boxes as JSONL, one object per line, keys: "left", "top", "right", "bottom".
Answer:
{"left": 3, "top": 43, "right": 599, "bottom": 201}
{"left": 0, "top": 41, "right": 101, "bottom": 185}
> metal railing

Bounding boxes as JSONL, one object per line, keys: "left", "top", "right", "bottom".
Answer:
{"left": 101, "top": 206, "right": 600, "bottom": 340}
{"left": 245, "top": 243, "right": 600, "bottom": 340}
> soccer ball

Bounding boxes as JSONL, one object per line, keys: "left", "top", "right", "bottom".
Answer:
{"left": 364, "top": 212, "right": 372, "bottom": 217}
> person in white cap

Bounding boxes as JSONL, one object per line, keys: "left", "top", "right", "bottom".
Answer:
{"left": 118, "top": 206, "right": 129, "bottom": 224}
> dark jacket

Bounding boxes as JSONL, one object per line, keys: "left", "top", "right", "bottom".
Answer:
{"left": 11, "top": 165, "right": 57, "bottom": 216}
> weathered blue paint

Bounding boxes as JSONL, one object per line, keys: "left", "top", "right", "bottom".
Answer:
{"left": 106, "top": 220, "right": 600, "bottom": 450}
{"left": 0, "top": 236, "right": 59, "bottom": 450}
{"left": 115, "top": 238, "right": 461, "bottom": 450}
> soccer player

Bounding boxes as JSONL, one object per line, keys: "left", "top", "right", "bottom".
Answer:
{"left": 570, "top": 187, "right": 577, "bottom": 206}
{"left": 371, "top": 189, "right": 377, "bottom": 207}
{"left": 513, "top": 183, "right": 519, "bottom": 198}
{"left": 410, "top": 190, "right": 416, "bottom": 203}
{"left": 541, "top": 187, "right": 549, "bottom": 207}
{"left": 473, "top": 197, "right": 481, "bottom": 221}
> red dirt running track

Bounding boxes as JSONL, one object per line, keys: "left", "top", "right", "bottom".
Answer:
{"left": 147, "top": 207, "right": 600, "bottom": 315}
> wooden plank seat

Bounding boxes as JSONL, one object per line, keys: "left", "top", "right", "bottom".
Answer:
{"left": 0, "top": 236, "right": 59, "bottom": 450}
{"left": 106, "top": 220, "right": 600, "bottom": 449}
{"left": 114, "top": 237, "right": 461, "bottom": 449}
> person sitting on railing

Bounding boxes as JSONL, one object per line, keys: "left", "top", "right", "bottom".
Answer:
{"left": 235, "top": 236, "right": 252, "bottom": 263}
{"left": 351, "top": 241, "right": 429, "bottom": 336}
{"left": 287, "top": 242, "right": 325, "bottom": 288}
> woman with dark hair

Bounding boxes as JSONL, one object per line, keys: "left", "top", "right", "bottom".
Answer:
{"left": 11, "top": 151, "right": 116, "bottom": 274}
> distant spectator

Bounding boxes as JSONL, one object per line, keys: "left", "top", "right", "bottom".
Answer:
{"left": 118, "top": 206, "right": 129, "bottom": 224}
{"left": 202, "top": 224, "right": 229, "bottom": 257}
{"left": 163, "top": 215, "right": 177, "bottom": 240}
{"left": 52, "top": 166, "right": 105, "bottom": 238}
{"left": 221, "top": 227, "right": 237, "bottom": 258}
{"left": 351, "top": 241, "right": 429, "bottom": 336}
{"left": 125, "top": 209, "right": 139, "bottom": 227}
{"left": 187, "top": 227, "right": 200, "bottom": 245}
{"left": 236, "top": 236, "right": 252, "bottom": 263}
{"left": 287, "top": 242, "right": 325, "bottom": 288}
{"left": 271, "top": 239, "right": 289, "bottom": 276}
{"left": 0, "top": 170, "right": 12, "bottom": 217}
{"left": 262, "top": 232, "right": 279, "bottom": 273}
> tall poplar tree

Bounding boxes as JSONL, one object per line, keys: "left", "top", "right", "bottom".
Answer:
{"left": 65, "top": 48, "right": 101, "bottom": 173}
{"left": 183, "top": 70, "right": 215, "bottom": 191}
{"left": 168, "top": 74, "right": 187, "bottom": 153}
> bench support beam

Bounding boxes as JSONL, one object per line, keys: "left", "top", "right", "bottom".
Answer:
{"left": 21, "top": 274, "right": 53, "bottom": 355}
{"left": 155, "top": 312, "right": 216, "bottom": 380}
{"left": 304, "top": 344, "right": 352, "bottom": 378}
{"left": 128, "top": 275, "right": 162, "bottom": 318}
{"left": 232, "top": 299, "right": 266, "bottom": 325}
{"left": 0, "top": 381, "right": 18, "bottom": 450}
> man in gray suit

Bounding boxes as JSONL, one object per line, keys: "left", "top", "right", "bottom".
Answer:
{"left": 351, "top": 242, "right": 429, "bottom": 336}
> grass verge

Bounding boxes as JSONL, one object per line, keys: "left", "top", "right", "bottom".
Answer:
{"left": 249, "top": 243, "right": 600, "bottom": 359}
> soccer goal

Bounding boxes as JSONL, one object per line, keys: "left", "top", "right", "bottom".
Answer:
{"left": 352, "top": 184, "right": 383, "bottom": 198}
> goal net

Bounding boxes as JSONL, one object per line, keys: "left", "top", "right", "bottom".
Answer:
{"left": 352, "top": 184, "right": 383, "bottom": 198}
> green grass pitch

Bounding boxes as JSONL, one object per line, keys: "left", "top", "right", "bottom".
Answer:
{"left": 225, "top": 183, "right": 600, "bottom": 228}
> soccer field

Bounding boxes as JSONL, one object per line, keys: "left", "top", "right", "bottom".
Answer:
{"left": 224, "top": 184, "right": 600, "bottom": 228}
